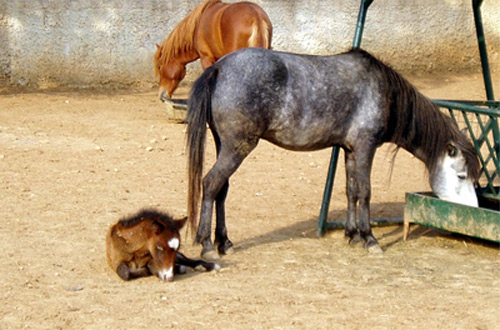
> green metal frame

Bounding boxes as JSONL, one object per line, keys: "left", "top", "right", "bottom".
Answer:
{"left": 317, "top": 0, "right": 499, "bottom": 236}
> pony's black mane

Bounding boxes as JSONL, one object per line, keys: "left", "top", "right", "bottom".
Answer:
{"left": 349, "top": 48, "right": 480, "bottom": 180}
{"left": 119, "top": 208, "right": 180, "bottom": 232}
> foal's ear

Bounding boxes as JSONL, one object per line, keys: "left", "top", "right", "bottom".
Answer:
{"left": 152, "top": 221, "right": 165, "bottom": 235}
{"left": 156, "top": 43, "right": 160, "bottom": 50}
{"left": 174, "top": 216, "right": 188, "bottom": 230}
{"left": 447, "top": 143, "right": 458, "bottom": 157}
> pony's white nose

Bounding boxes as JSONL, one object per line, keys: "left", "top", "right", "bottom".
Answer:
{"left": 437, "top": 181, "right": 478, "bottom": 208}
{"left": 158, "top": 267, "right": 174, "bottom": 282}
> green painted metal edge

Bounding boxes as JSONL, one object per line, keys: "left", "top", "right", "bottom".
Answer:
{"left": 404, "top": 192, "right": 500, "bottom": 243}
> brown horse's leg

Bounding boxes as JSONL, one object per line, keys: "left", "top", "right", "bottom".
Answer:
{"left": 175, "top": 251, "right": 220, "bottom": 272}
{"left": 116, "top": 263, "right": 131, "bottom": 280}
{"left": 116, "top": 262, "right": 150, "bottom": 280}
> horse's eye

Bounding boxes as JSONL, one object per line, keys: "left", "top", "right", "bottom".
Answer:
{"left": 458, "top": 174, "right": 466, "bottom": 180}
{"left": 447, "top": 144, "right": 458, "bottom": 157}
{"left": 156, "top": 245, "right": 164, "bottom": 251}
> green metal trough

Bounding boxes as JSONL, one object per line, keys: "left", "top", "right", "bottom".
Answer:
{"left": 404, "top": 192, "right": 499, "bottom": 243}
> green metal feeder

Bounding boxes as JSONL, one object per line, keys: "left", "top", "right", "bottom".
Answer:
{"left": 317, "top": 0, "right": 500, "bottom": 243}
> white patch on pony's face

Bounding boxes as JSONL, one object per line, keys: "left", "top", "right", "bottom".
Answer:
{"left": 158, "top": 266, "right": 174, "bottom": 282}
{"left": 431, "top": 148, "right": 478, "bottom": 207}
{"left": 168, "top": 237, "right": 180, "bottom": 250}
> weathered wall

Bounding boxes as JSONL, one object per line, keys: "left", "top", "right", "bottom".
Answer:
{"left": 0, "top": 0, "right": 499, "bottom": 88}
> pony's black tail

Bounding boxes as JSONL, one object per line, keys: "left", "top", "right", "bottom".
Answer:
{"left": 186, "top": 66, "right": 219, "bottom": 239}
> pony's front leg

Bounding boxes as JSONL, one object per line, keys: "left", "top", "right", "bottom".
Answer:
{"left": 344, "top": 150, "right": 361, "bottom": 244}
{"left": 357, "top": 178, "right": 382, "bottom": 253}
{"left": 345, "top": 148, "right": 382, "bottom": 253}
{"left": 354, "top": 149, "right": 383, "bottom": 253}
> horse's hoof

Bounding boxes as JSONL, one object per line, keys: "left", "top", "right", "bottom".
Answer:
{"left": 347, "top": 233, "right": 364, "bottom": 246}
{"left": 202, "top": 249, "right": 220, "bottom": 261}
{"left": 117, "top": 263, "right": 131, "bottom": 281}
{"left": 217, "top": 240, "right": 234, "bottom": 255}
{"left": 195, "top": 263, "right": 221, "bottom": 272}
{"left": 177, "top": 265, "right": 187, "bottom": 274}
{"left": 194, "top": 264, "right": 206, "bottom": 272}
{"left": 367, "top": 243, "right": 384, "bottom": 254}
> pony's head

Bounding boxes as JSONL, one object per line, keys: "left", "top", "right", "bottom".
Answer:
{"left": 154, "top": 44, "right": 186, "bottom": 101}
{"left": 429, "top": 136, "right": 480, "bottom": 207}
{"left": 149, "top": 216, "right": 188, "bottom": 282}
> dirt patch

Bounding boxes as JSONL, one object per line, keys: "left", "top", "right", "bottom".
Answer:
{"left": 0, "top": 74, "right": 498, "bottom": 330}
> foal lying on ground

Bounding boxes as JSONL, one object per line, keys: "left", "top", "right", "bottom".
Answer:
{"left": 106, "top": 209, "right": 219, "bottom": 282}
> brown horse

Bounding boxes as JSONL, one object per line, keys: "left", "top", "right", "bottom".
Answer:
{"left": 106, "top": 209, "right": 219, "bottom": 282}
{"left": 154, "top": 0, "right": 272, "bottom": 101}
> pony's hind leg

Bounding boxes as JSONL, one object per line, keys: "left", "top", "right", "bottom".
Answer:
{"left": 197, "top": 139, "right": 258, "bottom": 261}
{"left": 215, "top": 181, "right": 233, "bottom": 255}
{"left": 212, "top": 130, "right": 233, "bottom": 256}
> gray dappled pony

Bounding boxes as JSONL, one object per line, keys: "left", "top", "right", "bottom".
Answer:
{"left": 187, "top": 48, "right": 480, "bottom": 260}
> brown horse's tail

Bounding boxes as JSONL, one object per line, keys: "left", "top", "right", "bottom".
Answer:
{"left": 186, "top": 65, "right": 219, "bottom": 239}
{"left": 248, "top": 15, "right": 273, "bottom": 49}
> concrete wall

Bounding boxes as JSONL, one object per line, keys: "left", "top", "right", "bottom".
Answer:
{"left": 0, "top": 0, "right": 499, "bottom": 88}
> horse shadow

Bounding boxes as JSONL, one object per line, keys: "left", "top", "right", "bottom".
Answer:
{"left": 234, "top": 202, "right": 406, "bottom": 253}
{"left": 231, "top": 201, "right": 498, "bottom": 254}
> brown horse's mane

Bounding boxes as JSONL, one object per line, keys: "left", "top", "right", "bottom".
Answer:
{"left": 154, "top": 0, "right": 221, "bottom": 77}
{"left": 118, "top": 209, "right": 179, "bottom": 232}
{"left": 350, "top": 49, "right": 480, "bottom": 181}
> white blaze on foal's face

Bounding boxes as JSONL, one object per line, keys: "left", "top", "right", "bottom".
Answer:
{"left": 431, "top": 145, "right": 478, "bottom": 207}
{"left": 156, "top": 237, "right": 180, "bottom": 282}
{"left": 168, "top": 237, "right": 180, "bottom": 250}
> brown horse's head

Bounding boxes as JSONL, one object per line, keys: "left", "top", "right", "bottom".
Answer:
{"left": 154, "top": 44, "right": 187, "bottom": 102}
{"left": 149, "top": 216, "right": 188, "bottom": 282}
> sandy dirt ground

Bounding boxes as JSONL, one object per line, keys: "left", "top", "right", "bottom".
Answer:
{"left": 0, "top": 73, "right": 499, "bottom": 330}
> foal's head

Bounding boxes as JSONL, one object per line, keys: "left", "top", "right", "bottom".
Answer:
{"left": 147, "top": 213, "right": 188, "bottom": 282}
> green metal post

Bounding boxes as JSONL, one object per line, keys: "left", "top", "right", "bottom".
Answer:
{"left": 316, "top": 147, "right": 340, "bottom": 237}
{"left": 472, "top": 0, "right": 499, "bottom": 199}
{"left": 316, "top": 0, "right": 374, "bottom": 237}
{"left": 353, "top": 0, "right": 375, "bottom": 48}
{"left": 472, "top": 0, "right": 495, "bottom": 101}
